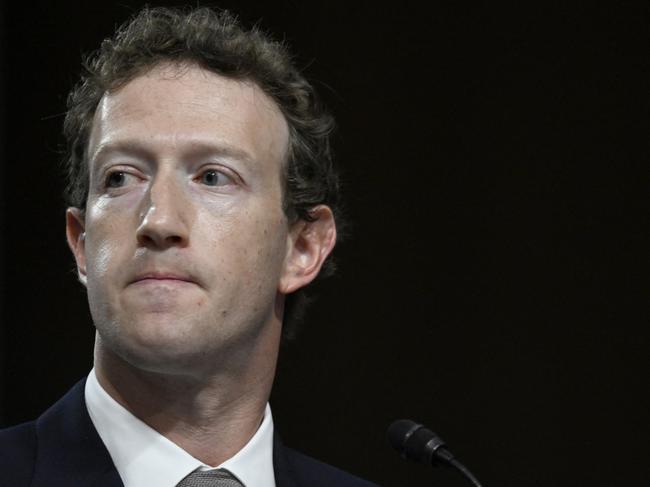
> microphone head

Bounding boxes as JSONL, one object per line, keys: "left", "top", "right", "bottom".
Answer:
{"left": 387, "top": 419, "right": 449, "bottom": 466}
{"left": 387, "top": 419, "right": 420, "bottom": 453}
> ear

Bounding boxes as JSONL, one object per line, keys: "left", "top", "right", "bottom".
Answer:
{"left": 279, "top": 205, "right": 337, "bottom": 294}
{"left": 66, "top": 207, "right": 87, "bottom": 286}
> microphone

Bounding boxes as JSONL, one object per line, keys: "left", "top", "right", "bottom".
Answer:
{"left": 387, "top": 419, "right": 483, "bottom": 487}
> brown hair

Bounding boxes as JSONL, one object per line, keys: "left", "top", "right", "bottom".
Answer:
{"left": 63, "top": 6, "right": 342, "bottom": 337}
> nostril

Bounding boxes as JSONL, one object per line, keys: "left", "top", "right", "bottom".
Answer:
{"left": 139, "top": 234, "right": 154, "bottom": 244}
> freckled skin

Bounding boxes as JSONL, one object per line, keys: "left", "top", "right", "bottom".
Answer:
{"left": 71, "top": 63, "right": 293, "bottom": 379}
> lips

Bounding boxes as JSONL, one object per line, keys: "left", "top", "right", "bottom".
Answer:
{"left": 130, "top": 271, "right": 198, "bottom": 286}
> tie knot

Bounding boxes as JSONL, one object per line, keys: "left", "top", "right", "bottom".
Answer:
{"left": 176, "top": 468, "right": 245, "bottom": 487}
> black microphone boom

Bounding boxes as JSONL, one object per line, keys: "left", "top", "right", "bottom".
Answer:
{"left": 387, "top": 419, "right": 483, "bottom": 487}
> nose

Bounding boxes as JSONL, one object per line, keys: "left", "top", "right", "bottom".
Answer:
{"left": 136, "top": 173, "right": 190, "bottom": 250}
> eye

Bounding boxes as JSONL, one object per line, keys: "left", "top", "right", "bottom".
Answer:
{"left": 105, "top": 171, "right": 128, "bottom": 188}
{"left": 198, "top": 169, "right": 233, "bottom": 187}
{"left": 103, "top": 169, "right": 141, "bottom": 190}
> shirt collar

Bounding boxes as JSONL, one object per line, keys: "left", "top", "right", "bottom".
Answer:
{"left": 84, "top": 368, "right": 275, "bottom": 487}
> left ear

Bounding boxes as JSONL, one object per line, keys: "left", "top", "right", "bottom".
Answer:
{"left": 279, "top": 205, "right": 337, "bottom": 294}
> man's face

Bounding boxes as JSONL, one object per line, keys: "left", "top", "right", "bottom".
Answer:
{"left": 67, "top": 63, "right": 297, "bottom": 376}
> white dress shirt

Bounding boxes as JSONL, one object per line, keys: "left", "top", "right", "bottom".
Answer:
{"left": 84, "top": 368, "right": 276, "bottom": 487}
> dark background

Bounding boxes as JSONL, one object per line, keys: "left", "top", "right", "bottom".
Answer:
{"left": 1, "top": 2, "right": 647, "bottom": 486}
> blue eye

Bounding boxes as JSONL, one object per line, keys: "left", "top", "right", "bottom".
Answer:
{"left": 106, "top": 171, "right": 126, "bottom": 188}
{"left": 104, "top": 170, "right": 140, "bottom": 190}
{"left": 199, "top": 169, "right": 232, "bottom": 186}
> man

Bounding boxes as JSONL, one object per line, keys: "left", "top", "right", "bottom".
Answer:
{"left": 0, "top": 7, "right": 377, "bottom": 487}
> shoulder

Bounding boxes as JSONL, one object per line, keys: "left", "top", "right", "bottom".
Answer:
{"left": 0, "top": 420, "right": 37, "bottom": 486}
{"left": 278, "top": 444, "right": 380, "bottom": 487}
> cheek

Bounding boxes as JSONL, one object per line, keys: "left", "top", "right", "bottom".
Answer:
{"left": 201, "top": 208, "right": 288, "bottom": 278}
{"left": 84, "top": 209, "right": 132, "bottom": 282}
{"left": 87, "top": 238, "right": 119, "bottom": 280}
{"left": 83, "top": 232, "right": 127, "bottom": 323}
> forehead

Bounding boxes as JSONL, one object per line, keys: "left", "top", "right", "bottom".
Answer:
{"left": 88, "top": 63, "right": 289, "bottom": 172}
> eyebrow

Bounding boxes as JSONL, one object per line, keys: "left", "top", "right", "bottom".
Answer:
{"left": 89, "top": 139, "right": 256, "bottom": 168}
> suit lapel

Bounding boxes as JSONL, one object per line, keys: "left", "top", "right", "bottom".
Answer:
{"left": 273, "top": 433, "right": 300, "bottom": 487}
{"left": 31, "top": 379, "right": 123, "bottom": 487}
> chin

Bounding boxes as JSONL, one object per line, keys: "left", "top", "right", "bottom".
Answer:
{"left": 116, "top": 338, "right": 217, "bottom": 377}
{"left": 96, "top": 318, "right": 226, "bottom": 377}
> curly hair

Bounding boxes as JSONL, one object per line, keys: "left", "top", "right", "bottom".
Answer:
{"left": 63, "top": 6, "right": 342, "bottom": 338}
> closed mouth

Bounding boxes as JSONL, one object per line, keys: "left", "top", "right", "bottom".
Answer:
{"left": 131, "top": 272, "right": 197, "bottom": 285}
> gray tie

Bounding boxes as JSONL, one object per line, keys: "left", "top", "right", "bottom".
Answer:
{"left": 176, "top": 468, "right": 245, "bottom": 487}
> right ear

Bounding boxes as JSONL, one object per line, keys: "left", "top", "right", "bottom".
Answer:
{"left": 66, "top": 208, "right": 87, "bottom": 286}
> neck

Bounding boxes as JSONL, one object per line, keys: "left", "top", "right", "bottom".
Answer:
{"left": 93, "top": 330, "right": 279, "bottom": 466}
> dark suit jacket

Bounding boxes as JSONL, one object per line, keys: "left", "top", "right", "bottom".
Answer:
{"left": 0, "top": 380, "right": 378, "bottom": 487}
